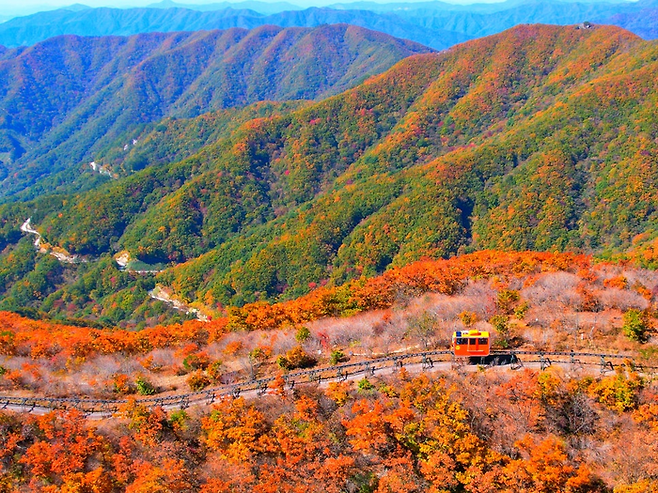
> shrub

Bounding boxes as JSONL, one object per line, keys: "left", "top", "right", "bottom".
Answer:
{"left": 168, "top": 409, "right": 189, "bottom": 431}
{"left": 276, "top": 355, "right": 291, "bottom": 370}
{"left": 136, "top": 376, "right": 156, "bottom": 396}
{"left": 187, "top": 370, "right": 211, "bottom": 391}
{"left": 326, "top": 381, "right": 351, "bottom": 406}
{"left": 330, "top": 349, "right": 345, "bottom": 365}
{"left": 286, "top": 346, "right": 316, "bottom": 369}
{"left": 277, "top": 346, "right": 316, "bottom": 370}
{"left": 622, "top": 309, "right": 651, "bottom": 342}
{"left": 113, "top": 373, "right": 135, "bottom": 394}
{"left": 604, "top": 275, "right": 628, "bottom": 290}
{"left": 295, "top": 326, "right": 311, "bottom": 343}
{"left": 459, "top": 311, "right": 478, "bottom": 327}
{"left": 587, "top": 369, "right": 644, "bottom": 412}
{"left": 182, "top": 352, "right": 211, "bottom": 372}
{"left": 514, "top": 301, "right": 529, "bottom": 319}
{"left": 497, "top": 289, "right": 520, "bottom": 314}
{"left": 407, "top": 312, "right": 437, "bottom": 349}
{"left": 490, "top": 314, "right": 510, "bottom": 348}
{"left": 207, "top": 360, "right": 224, "bottom": 381}
{"left": 357, "top": 377, "right": 375, "bottom": 392}
{"left": 378, "top": 383, "right": 397, "bottom": 398}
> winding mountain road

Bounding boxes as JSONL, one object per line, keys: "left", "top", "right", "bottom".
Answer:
{"left": 20, "top": 218, "right": 84, "bottom": 263}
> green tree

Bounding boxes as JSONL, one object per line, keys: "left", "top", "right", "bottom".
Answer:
{"left": 135, "top": 376, "right": 156, "bottom": 396}
{"left": 622, "top": 309, "right": 651, "bottom": 342}
{"left": 330, "top": 349, "right": 345, "bottom": 365}
{"left": 490, "top": 314, "right": 510, "bottom": 348}
{"left": 295, "top": 326, "right": 311, "bottom": 343}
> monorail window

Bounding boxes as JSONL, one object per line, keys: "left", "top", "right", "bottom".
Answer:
{"left": 478, "top": 338, "right": 488, "bottom": 345}
{"left": 468, "top": 338, "right": 477, "bottom": 345}
{"left": 455, "top": 338, "right": 468, "bottom": 345}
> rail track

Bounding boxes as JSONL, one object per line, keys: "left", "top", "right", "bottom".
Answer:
{"left": 0, "top": 350, "right": 653, "bottom": 417}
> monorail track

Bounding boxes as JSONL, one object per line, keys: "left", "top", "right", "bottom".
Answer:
{"left": 0, "top": 350, "right": 653, "bottom": 417}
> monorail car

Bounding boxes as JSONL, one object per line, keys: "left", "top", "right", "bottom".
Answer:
{"left": 452, "top": 330, "right": 490, "bottom": 357}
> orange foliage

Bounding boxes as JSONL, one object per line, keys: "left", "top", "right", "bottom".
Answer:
{"left": 20, "top": 410, "right": 105, "bottom": 487}
{"left": 202, "top": 398, "right": 269, "bottom": 463}
{"left": 604, "top": 275, "right": 629, "bottom": 290}
{"left": 0, "top": 311, "right": 227, "bottom": 361}
{"left": 0, "top": 369, "right": 649, "bottom": 491}
{"left": 503, "top": 435, "right": 601, "bottom": 493}
{"left": 0, "top": 251, "right": 592, "bottom": 360}
{"left": 230, "top": 250, "right": 592, "bottom": 331}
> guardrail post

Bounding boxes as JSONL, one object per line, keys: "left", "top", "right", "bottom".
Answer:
{"left": 510, "top": 351, "right": 523, "bottom": 370}
{"left": 569, "top": 350, "right": 582, "bottom": 370}
{"left": 600, "top": 356, "right": 614, "bottom": 375}
{"left": 451, "top": 353, "right": 464, "bottom": 371}
{"left": 422, "top": 355, "right": 434, "bottom": 370}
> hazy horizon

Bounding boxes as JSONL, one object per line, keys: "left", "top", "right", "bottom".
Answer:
{"left": 0, "top": 0, "right": 641, "bottom": 18}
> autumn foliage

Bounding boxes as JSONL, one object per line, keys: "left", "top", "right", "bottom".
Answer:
{"left": 0, "top": 251, "right": 588, "bottom": 361}
{"left": 1, "top": 368, "right": 656, "bottom": 491}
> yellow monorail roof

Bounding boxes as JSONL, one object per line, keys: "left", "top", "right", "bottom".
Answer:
{"left": 452, "top": 330, "right": 489, "bottom": 337}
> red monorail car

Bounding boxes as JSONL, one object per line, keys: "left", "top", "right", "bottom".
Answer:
{"left": 452, "top": 330, "right": 490, "bottom": 357}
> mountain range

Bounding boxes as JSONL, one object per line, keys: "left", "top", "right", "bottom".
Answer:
{"left": 1, "top": 0, "right": 658, "bottom": 50}
{"left": 0, "top": 24, "right": 430, "bottom": 198}
{"left": 0, "top": 6, "right": 467, "bottom": 49}
{"left": 1, "top": 23, "right": 657, "bottom": 326}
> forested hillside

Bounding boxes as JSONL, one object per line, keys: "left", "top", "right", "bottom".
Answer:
{"left": 0, "top": 24, "right": 431, "bottom": 197}
{"left": 0, "top": 250, "right": 657, "bottom": 490}
{"left": 0, "top": 24, "right": 657, "bottom": 326}
{"left": 2, "top": 368, "right": 656, "bottom": 492}
{"left": 1, "top": 13, "right": 658, "bottom": 492}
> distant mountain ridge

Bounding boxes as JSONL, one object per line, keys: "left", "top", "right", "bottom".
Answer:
{"left": 0, "top": 0, "right": 657, "bottom": 50}
{"left": 146, "top": 0, "right": 305, "bottom": 13}
{"left": 0, "top": 24, "right": 431, "bottom": 197}
{"left": 0, "top": 6, "right": 467, "bottom": 49}
{"left": 604, "top": 7, "right": 658, "bottom": 39}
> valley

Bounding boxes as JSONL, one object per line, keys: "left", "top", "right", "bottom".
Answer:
{"left": 0, "top": 13, "right": 657, "bottom": 492}
{"left": 0, "top": 24, "right": 430, "bottom": 198}
{"left": 1, "top": 24, "right": 657, "bottom": 328}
